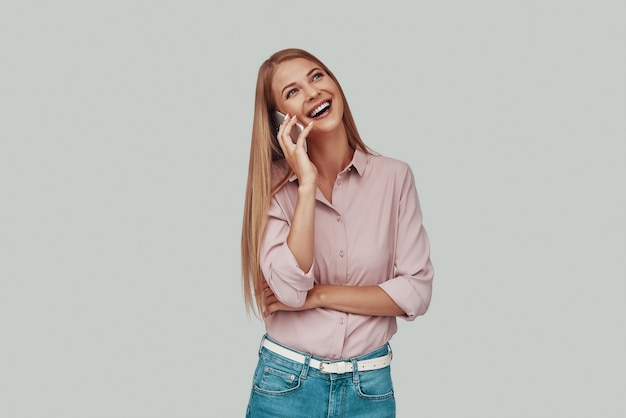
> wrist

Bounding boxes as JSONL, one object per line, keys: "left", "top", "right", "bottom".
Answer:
{"left": 298, "top": 182, "right": 316, "bottom": 196}
{"left": 308, "top": 285, "right": 326, "bottom": 309}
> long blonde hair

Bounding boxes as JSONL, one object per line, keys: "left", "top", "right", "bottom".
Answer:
{"left": 241, "top": 48, "right": 371, "bottom": 317}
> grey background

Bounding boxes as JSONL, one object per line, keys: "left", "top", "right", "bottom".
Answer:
{"left": 1, "top": 1, "right": 624, "bottom": 417}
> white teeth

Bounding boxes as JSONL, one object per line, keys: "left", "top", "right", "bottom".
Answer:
{"left": 309, "top": 101, "right": 330, "bottom": 117}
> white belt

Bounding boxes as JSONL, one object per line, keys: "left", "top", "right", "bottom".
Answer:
{"left": 262, "top": 339, "right": 392, "bottom": 374}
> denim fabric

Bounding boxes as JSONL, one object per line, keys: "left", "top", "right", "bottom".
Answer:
{"left": 246, "top": 335, "right": 395, "bottom": 418}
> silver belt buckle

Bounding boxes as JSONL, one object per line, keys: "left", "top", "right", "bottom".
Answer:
{"left": 320, "top": 361, "right": 349, "bottom": 374}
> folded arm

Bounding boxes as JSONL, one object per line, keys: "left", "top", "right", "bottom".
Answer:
{"left": 263, "top": 283, "right": 405, "bottom": 317}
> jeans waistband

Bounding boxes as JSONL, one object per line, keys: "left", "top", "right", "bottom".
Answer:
{"left": 260, "top": 336, "right": 392, "bottom": 375}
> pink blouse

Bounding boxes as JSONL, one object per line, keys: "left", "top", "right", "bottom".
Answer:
{"left": 260, "top": 149, "right": 434, "bottom": 359}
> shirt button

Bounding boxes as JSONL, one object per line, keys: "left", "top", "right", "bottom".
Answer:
{"left": 336, "top": 216, "right": 341, "bottom": 222}
{"left": 339, "top": 318, "right": 345, "bottom": 324}
{"left": 339, "top": 250, "right": 344, "bottom": 257}
{"left": 336, "top": 179, "right": 342, "bottom": 185}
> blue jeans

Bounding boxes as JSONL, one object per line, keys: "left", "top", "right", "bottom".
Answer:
{"left": 246, "top": 335, "right": 396, "bottom": 418}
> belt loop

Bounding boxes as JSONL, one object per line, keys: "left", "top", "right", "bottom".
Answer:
{"left": 300, "top": 354, "right": 311, "bottom": 380}
{"left": 351, "top": 358, "right": 359, "bottom": 384}
{"left": 258, "top": 334, "right": 267, "bottom": 355}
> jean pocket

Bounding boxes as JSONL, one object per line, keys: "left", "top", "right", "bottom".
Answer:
{"left": 253, "top": 362, "right": 302, "bottom": 396}
{"left": 355, "top": 368, "right": 394, "bottom": 400}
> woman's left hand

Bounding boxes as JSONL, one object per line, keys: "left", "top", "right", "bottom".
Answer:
{"left": 262, "top": 281, "right": 321, "bottom": 317}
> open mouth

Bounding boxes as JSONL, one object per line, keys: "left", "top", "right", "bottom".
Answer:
{"left": 308, "top": 101, "right": 331, "bottom": 118}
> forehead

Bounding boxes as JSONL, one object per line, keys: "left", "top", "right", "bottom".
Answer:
{"left": 272, "top": 58, "right": 318, "bottom": 90}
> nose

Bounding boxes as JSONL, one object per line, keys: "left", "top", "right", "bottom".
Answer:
{"left": 305, "top": 85, "right": 320, "bottom": 101}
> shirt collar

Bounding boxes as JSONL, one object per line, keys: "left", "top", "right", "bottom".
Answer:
{"left": 288, "top": 148, "right": 368, "bottom": 182}
{"left": 350, "top": 148, "right": 368, "bottom": 176}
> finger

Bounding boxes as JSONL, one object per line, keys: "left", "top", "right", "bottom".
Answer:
{"left": 264, "top": 301, "right": 284, "bottom": 317}
{"left": 262, "top": 285, "right": 273, "bottom": 297}
{"left": 295, "top": 121, "right": 313, "bottom": 151}
{"left": 280, "top": 115, "right": 298, "bottom": 147}
{"left": 263, "top": 300, "right": 275, "bottom": 317}
{"left": 283, "top": 113, "right": 297, "bottom": 130}
{"left": 264, "top": 294, "right": 278, "bottom": 307}
{"left": 279, "top": 114, "right": 296, "bottom": 135}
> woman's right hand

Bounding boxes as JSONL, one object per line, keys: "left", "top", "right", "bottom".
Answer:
{"left": 277, "top": 114, "right": 317, "bottom": 272}
{"left": 277, "top": 114, "right": 317, "bottom": 188}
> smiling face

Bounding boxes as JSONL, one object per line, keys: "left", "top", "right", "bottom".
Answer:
{"left": 272, "top": 58, "right": 345, "bottom": 137}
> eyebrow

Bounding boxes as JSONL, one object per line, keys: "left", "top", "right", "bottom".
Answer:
{"left": 280, "top": 67, "right": 322, "bottom": 97}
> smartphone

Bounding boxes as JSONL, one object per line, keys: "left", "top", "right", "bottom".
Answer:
{"left": 273, "top": 111, "right": 305, "bottom": 145}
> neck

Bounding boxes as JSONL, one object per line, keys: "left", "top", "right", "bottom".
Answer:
{"left": 307, "top": 125, "right": 354, "bottom": 182}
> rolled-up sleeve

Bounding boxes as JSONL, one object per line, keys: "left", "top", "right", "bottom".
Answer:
{"left": 259, "top": 194, "right": 316, "bottom": 308}
{"left": 378, "top": 166, "right": 434, "bottom": 320}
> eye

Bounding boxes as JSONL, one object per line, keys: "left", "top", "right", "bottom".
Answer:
{"left": 286, "top": 88, "right": 298, "bottom": 98}
{"left": 312, "top": 72, "right": 324, "bottom": 81}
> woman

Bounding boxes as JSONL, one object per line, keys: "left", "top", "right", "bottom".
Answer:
{"left": 241, "top": 48, "right": 434, "bottom": 417}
